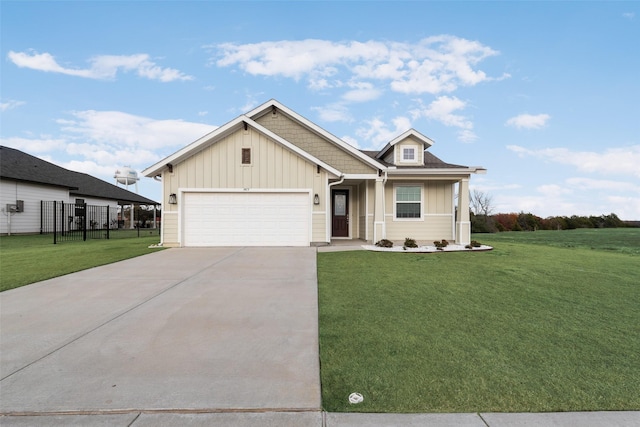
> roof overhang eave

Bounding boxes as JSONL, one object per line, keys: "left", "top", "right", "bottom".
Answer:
{"left": 386, "top": 166, "right": 486, "bottom": 175}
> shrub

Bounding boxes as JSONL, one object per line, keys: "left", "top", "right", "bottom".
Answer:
{"left": 433, "top": 239, "right": 449, "bottom": 250}
{"left": 375, "top": 239, "right": 394, "bottom": 248}
{"left": 465, "top": 240, "right": 483, "bottom": 249}
{"left": 403, "top": 237, "right": 418, "bottom": 249}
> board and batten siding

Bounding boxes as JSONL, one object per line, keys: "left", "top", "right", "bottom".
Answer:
{"left": 383, "top": 180, "right": 456, "bottom": 241}
{"left": 162, "top": 127, "right": 326, "bottom": 246}
{"left": 0, "top": 180, "right": 69, "bottom": 234}
{"left": 394, "top": 138, "right": 424, "bottom": 165}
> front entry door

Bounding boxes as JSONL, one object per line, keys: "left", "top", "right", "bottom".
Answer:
{"left": 332, "top": 190, "right": 349, "bottom": 237}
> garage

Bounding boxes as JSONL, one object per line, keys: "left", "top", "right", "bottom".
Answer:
{"left": 182, "top": 191, "right": 311, "bottom": 247}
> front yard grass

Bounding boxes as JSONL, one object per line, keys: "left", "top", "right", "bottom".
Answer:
{"left": 318, "top": 229, "right": 640, "bottom": 413}
{"left": 0, "top": 232, "right": 163, "bottom": 292}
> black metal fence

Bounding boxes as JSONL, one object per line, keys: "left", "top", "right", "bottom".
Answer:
{"left": 41, "top": 201, "right": 119, "bottom": 243}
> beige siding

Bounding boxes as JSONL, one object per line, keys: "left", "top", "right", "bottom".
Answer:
{"left": 385, "top": 216, "right": 453, "bottom": 241}
{"left": 395, "top": 139, "right": 424, "bottom": 165}
{"left": 382, "top": 180, "right": 455, "bottom": 242}
{"left": 162, "top": 127, "right": 327, "bottom": 246}
{"left": 162, "top": 212, "right": 179, "bottom": 247}
{"left": 312, "top": 213, "right": 326, "bottom": 243}
{"left": 255, "top": 112, "right": 376, "bottom": 174}
{"left": 425, "top": 181, "right": 454, "bottom": 214}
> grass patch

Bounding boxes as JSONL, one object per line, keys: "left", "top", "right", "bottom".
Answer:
{"left": 0, "top": 232, "right": 164, "bottom": 292}
{"left": 318, "top": 229, "right": 640, "bottom": 413}
{"left": 477, "top": 228, "right": 640, "bottom": 256}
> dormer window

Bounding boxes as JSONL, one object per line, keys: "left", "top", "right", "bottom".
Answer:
{"left": 402, "top": 147, "right": 416, "bottom": 161}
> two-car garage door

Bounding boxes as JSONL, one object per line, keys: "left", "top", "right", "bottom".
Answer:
{"left": 182, "top": 192, "right": 310, "bottom": 247}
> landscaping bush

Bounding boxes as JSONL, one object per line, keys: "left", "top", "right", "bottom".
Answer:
{"left": 403, "top": 237, "right": 418, "bottom": 249}
{"left": 375, "top": 239, "right": 394, "bottom": 248}
{"left": 465, "top": 240, "right": 482, "bottom": 249}
{"left": 433, "top": 239, "right": 449, "bottom": 250}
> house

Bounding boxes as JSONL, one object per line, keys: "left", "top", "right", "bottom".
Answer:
{"left": 142, "top": 100, "right": 485, "bottom": 247}
{"left": 0, "top": 146, "right": 158, "bottom": 235}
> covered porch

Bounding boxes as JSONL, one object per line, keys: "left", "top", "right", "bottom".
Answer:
{"left": 325, "top": 176, "right": 471, "bottom": 245}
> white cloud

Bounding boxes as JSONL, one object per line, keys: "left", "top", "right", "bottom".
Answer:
{"left": 622, "top": 12, "right": 635, "bottom": 20}
{"left": 0, "top": 136, "right": 67, "bottom": 153}
{"left": 606, "top": 196, "right": 640, "bottom": 220}
{"left": 356, "top": 116, "right": 412, "bottom": 148}
{"left": 505, "top": 113, "right": 550, "bottom": 129}
{"left": 312, "top": 104, "right": 353, "bottom": 123}
{"left": 537, "top": 184, "right": 572, "bottom": 198}
{"left": 411, "top": 96, "right": 476, "bottom": 142}
{"left": 507, "top": 144, "right": 640, "bottom": 177}
{"left": 1, "top": 99, "right": 26, "bottom": 112}
{"left": 7, "top": 50, "right": 193, "bottom": 82}
{"left": 566, "top": 177, "right": 640, "bottom": 193}
{"left": 3, "top": 110, "right": 216, "bottom": 184}
{"left": 57, "top": 110, "right": 215, "bottom": 150}
{"left": 213, "top": 36, "right": 505, "bottom": 95}
{"left": 457, "top": 129, "right": 478, "bottom": 143}
{"left": 342, "top": 82, "right": 382, "bottom": 102}
{"left": 419, "top": 96, "right": 472, "bottom": 129}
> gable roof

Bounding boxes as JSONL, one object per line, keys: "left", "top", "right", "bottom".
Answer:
{"left": 375, "top": 129, "right": 435, "bottom": 160}
{"left": 247, "top": 99, "right": 387, "bottom": 171}
{"left": 142, "top": 113, "right": 343, "bottom": 178}
{"left": 0, "top": 146, "right": 157, "bottom": 205}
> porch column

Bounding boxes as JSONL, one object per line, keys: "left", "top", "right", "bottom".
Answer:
{"left": 456, "top": 178, "right": 471, "bottom": 245}
{"left": 373, "top": 177, "right": 385, "bottom": 243}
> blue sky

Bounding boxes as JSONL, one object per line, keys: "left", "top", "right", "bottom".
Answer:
{"left": 2, "top": 1, "right": 639, "bottom": 219}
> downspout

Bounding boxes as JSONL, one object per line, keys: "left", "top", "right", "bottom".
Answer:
{"left": 382, "top": 170, "right": 388, "bottom": 240}
{"left": 327, "top": 175, "right": 345, "bottom": 243}
{"left": 153, "top": 174, "right": 163, "bottom": 244}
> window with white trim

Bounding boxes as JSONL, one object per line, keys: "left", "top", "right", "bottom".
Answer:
{"left": 402, "top": 147, "right": 416, "bottom": 161}
{"left": 395, "top": 185, "right": 422, "bottom": 219}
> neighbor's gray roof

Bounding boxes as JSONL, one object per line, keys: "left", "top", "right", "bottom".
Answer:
{"left": 0, "top": 146, "right": 157, "bottom": 205}
{"left": 360, "top": 150, "right": 468, "bottom": 169}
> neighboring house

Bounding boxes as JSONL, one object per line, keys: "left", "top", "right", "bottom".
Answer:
{"left": 142, "top": 100, "right": 485, "bottom": 247}
{"left": 0, "top": 146, "right": 158, "bottom": 235}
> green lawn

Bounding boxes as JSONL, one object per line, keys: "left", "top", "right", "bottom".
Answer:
{"left": 0, "top": 231, "right": 163, "bottom": 292}
{"left": 318, "top": 229, "right": 640, "bottom": 413}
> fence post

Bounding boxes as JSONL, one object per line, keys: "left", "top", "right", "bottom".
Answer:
{"left": 82, "top": 203, "right": 87, "bottom": 241}
{"left": 61, "top": 201, "right": 66, "bottom": 237}
{"left": 106, "top": 206, "right": 110, "bottom": 239}
{"left": 53, "top": 201, "right": 57, "bottom": 244}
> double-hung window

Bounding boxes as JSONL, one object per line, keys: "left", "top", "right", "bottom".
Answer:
{"left": 395, "top": 185, "right": 422, "bottom": 219}
{"left": 402, "top": 147, "right": 416, "bottom": 162}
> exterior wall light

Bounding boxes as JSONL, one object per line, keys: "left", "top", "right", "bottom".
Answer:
{"left": 168, "top": 193, "right": 178, "bottom": 204}
{"left": 314, "top": 194, "right": 320, "bottom": 205}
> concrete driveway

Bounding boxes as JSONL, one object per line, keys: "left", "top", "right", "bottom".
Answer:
{"left": 0, "top": 247, "right": 321, "bottom": 417}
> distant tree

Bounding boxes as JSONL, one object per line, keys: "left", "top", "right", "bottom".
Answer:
{"left": 470, "top": 190, "right": 496, "bottom": 232}
{"left": 470, "top": 190, "right": 494, "bottom": 217}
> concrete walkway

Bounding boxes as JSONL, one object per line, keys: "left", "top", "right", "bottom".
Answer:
{"left": 1, "top": 246, "right": 639, "bottom": 426}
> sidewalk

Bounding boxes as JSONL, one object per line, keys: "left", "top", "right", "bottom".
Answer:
{"left": 1, "top": 410, "right": 639, "bottom": 426}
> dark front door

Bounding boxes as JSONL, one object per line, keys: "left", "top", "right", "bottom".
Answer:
{"left": 332, "top": 190, "right": 349, "bottom": 237}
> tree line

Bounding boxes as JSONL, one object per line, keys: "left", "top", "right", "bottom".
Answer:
{"left": 469, "top": 190, "right": 637, "bottom": 233}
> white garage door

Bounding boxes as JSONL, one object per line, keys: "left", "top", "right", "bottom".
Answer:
{"left": 183, "top": 192, "right": 310, "bottom": 247}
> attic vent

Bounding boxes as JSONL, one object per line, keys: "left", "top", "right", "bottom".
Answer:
{"left": 242, "top": 148, "right": 251, "bottom": 165}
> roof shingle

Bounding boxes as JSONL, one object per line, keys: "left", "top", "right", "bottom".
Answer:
{"left": 1, "top": 146, "right": 157, "bottom": 205}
